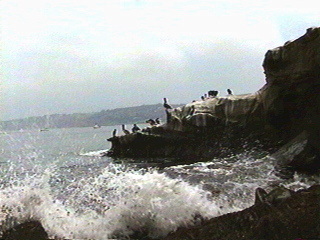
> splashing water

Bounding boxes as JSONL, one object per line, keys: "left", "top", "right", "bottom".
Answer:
{"left": 0, "top": 164, "right": 227, "bottom": 239}
{"left": 1, "top": 127, "right": 319, "bottom": 239}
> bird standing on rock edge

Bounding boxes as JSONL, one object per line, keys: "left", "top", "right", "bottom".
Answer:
{"left": 155, "top": 118, "right": 161, "bottom": 125}
{"left": 146, "top": 119, "right": 156, "bottom": 126}
{"left": 132, "top": 124, "right": 141, "bottom": 133}
{"left": 163, "top": 98, "right": 172, "bottom": 109}
{"left": 227, "top": 89, "right": 233, "bottom": 95}
{"left": 112, "top": 129, "right": 117, "bottom": 137}
{"left": 122, "top": 124, "right": 130, "bottom": 135}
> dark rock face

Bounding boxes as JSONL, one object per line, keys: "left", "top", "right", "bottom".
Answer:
{"left": 108, "top": 28, "right": 320, "bottom": 173}
{"left": 1, "top": 221, "right": 48, "bottom": 240}
{"left": 163, "top": 185, "right": 320, "bottom": 240}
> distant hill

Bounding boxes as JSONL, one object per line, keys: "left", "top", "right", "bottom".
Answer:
{"left": 0, "top": 104, "right": 183, "bottom": 130}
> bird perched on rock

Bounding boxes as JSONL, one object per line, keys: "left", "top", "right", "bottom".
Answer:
{"left": 163, "top": 98, "right": 172, "bottom": 109}
{"left": 227, "top": 89, "right": 233, "bottom": 95}
{"left": 201, "top": 96, "right": 205, "bottom": 101}
{"left": 121, "top": 124, "right": 130, "bottom": 135}
{"left": 146, "top": 119, "right": 157, "bottom": 126}
{"left": 132, "top": 124, "right": 141, "bottom": 133}
{"left": 208, "top": 90, "right": 218, "bottom": 97}
{"left": 155, "top": 118, "right": 161, "bottom": 125}
{"left": 112, "top": 129, "right": 117, "bottom": 137}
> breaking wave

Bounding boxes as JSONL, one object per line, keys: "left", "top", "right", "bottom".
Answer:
{"left": 0, "top": 164, "right": 227, "bottom": 239}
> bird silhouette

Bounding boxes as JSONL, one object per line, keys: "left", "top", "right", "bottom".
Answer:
{"left": 132, "top": 124, "right": 141, "bottom": 133}
{"left": 112, "top": 129, "right": 117, "bottom": 137}
{"left": 146, "top": 119, "right": 157, "bottom": 126}
{"left": 163, "top": 98, "right": 172, "bottom": 109}
{"left": 155, "top": 118, "right": 161, "bottom": 125}
{"left": 122, "top": 124, "right": 130, "bottom": 135}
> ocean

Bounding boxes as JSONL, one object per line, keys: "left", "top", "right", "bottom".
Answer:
{"left": 0, "top": 125, "right": 318, "bottom": 239}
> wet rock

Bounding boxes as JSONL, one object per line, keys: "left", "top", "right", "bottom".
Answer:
{"left": 1, "top": 221, "right": 48, "bottom": 240}
{"left": 254, "top": 186, "right": 294, "bottom": 205}
{"left": 163, "top": 185, "right": 320, "bottom": 240}
{"left": 254, "top": 187, "right": 268, "bottom": 205}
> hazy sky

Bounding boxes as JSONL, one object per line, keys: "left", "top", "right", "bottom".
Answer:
{"left": 1, "top": 0, "right": 319, "bottom": 120}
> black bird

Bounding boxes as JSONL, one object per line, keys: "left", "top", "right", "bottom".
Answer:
{"left": 163, "top": 98, "right": 172, "bottom": 109}
{"left": 122, "top": 124, "right": 130, "bottom": 135}
{"left": 132, "top": 124, "right": 141, "bottom": 133}
{"left": 201, "top": 96, "right": 205, "bottom": 101}
{"left": 208, "top": 90, "right": 218, "bottom": 97}
{"left": 112, "top": 129, "right": 117, "bottom": 137}
{"left": 155, "top": 118, "right": 161, "bottom": 125}
{"left": 227, "top": 89, "right": 233, "bottom": 95}
{"left": 146, "top": 119, "right": 156, "bottom": 126}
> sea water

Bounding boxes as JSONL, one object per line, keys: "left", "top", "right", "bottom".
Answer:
{"left": 0, "top": 126, "right": 319, "bottom": 239}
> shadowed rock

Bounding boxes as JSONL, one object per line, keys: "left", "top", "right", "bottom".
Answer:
{"left": 1, "top": 221, "right": 48, "bottom": 240}
{"left": 162, "top": 185, "right": 320, "bottom": 240}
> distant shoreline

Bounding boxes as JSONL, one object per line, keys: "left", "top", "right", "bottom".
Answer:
{"left": 0, "top": 103, "right": 184, "bottom": 131}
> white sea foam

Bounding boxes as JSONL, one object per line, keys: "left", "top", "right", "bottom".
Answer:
{"left": 0, "top": 164, "right": 227, "bottom": 239}
{"left": 79, "top": 149, "right": 109, "bottom": 157}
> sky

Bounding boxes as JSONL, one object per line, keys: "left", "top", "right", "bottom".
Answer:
{"left": 1, "top": 0, "right": 320, "bottom": 120}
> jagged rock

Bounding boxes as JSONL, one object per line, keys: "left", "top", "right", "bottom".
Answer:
{"left": 1, "top": 221, "right": 48, "bottom": 240}
{"left": 254, "top": 186, "right": 294, "bottom": 205}
{"left": 254, "top": 187, "right": 268, "bottom": 205}
{"left": 107, "top": 27, "right": 320, "bottom": 174}
{"left": 162, "top": 185, "right": 320, "bottom": 240}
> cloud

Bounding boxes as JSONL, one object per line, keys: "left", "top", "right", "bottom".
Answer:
{"left": 1, "top": 0, "right": 319, "bottom": 120}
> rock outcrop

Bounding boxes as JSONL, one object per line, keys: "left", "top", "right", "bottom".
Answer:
{"left": 163, "top": 185, "right": 320, "bottom": 240}
{"left": 108, "top": 28, "right": 320, "bottom": 174}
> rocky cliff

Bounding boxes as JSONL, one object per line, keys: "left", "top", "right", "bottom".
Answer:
{"left": 2, "top": 27, "right": 320, "bottom": 240}
{"left": 108, "top": 28, "right": 320, "bottom": 175}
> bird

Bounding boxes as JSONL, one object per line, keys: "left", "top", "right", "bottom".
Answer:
{"left": 208, "top": 90, "right": 218, "bottom": 97}
{"left": 227, "top": 89, "right": 233, "bottom": 95}
{"left": 132, "top": 124, "right": 141, "bottom": 133}
{"left": 112, "top": 129, "right": 117, "bottom": 137}
{"left": 122, "top": 124, "right": 130, "bottom": 135}
{"left": 163, "top": 98, "right": 172, "bottom": 109}
{"left": 201, "top": 96, "right": 205, "bottom": 101}
{"left": 155, "top": 118, "right": 161, "bottom": 125}
{"left": 146, "top": 119, "right": 156, "bottom": 126}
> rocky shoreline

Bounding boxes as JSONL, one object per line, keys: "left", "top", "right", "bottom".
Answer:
{"left": 2, "top": 28, "right": 320, "bottom": 239}
{"left": 107, "top": 27, "right": 320, "bottom": 177}
{"left": 162, "top": 185, "right": 320, "bottom": 240}
{"left": 1, "top": 185, "right": 319, "bottom": 239}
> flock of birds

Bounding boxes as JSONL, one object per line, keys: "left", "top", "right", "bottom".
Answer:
{"left": 198, "top": 88, "right": 233, "bottom": 101}
{"left": 112, "top": 89, "right": 233, "bottom": 137}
